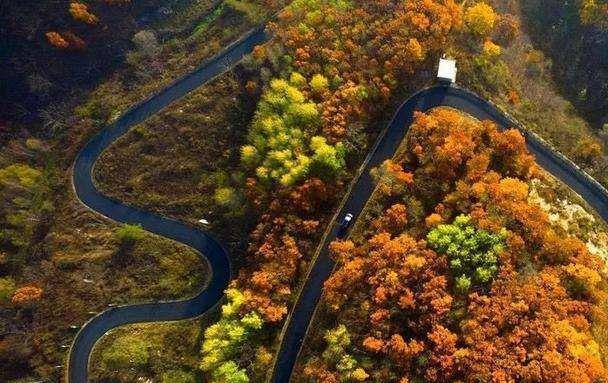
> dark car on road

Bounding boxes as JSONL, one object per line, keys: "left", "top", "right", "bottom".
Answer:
{"left": 337, "top": 213, "right": 354, "bottom": 238}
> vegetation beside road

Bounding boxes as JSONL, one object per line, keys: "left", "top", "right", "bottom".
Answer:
{"left": 90, "top": 1, "right": 608, "bottom": 382}
{"left": 94, "top": 70, "right": 257, "bottom": 251}
{"left": 0, "top": 175, "right": 206, "bottom": 382}
{"left": 460, "top": 0, "right": 608, "bottom": 186}
{"left": 521, "top": 0, "right": 608, "bottom": 126}
{"left": 2, "top": 0, "right": 608, "bottom": 381}
{"left": 0, "top": 0, "right": 278, "bottom": 380}
{"left": 89, "top": 320, "right": 205, "bottom": 383}
{"left": 1, "top": 0, "right": 279, "bottom": 126}
{"left": 294, "top": 107, "right": 608, "bottom": 382}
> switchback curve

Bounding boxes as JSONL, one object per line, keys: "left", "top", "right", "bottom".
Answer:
{"left": 68, "top": 27, "right": 268, "bottom": 383}
{"left": 271, "top": 84, "right": 608, "bottom": 383}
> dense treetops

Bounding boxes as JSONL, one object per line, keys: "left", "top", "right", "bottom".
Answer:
{"left": 15, "top": 0, "right": 608, "bottom": 380}
{"left": 200, "top": 289, "right": 263, "bottom": 382}
{"left": 241, "top": 77, "right": 345, "bottom": 186}
{"left": 199, "top": 0, "right": 536, "bottom": 381}
{"left": 233, "top": 0, "right": 471, "bottom": 324}
{"left": 267, "top": 0, "right": 463, "bottom": 140}
{"left": 300, "top": 107, "right": 608, "bottom": 382}
{"left": 427, "top": 214, "right": 505, "bottom": 293}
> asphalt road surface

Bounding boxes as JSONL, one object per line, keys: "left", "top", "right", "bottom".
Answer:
{"left": 68, "top": 27, "right": 267, "bottom": 383}
{"left": 270, "top": 84, "right": 608, "bottom": 383}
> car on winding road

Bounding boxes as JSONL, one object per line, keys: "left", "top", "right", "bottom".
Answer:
{"left": 337, "top": 213, "right": 354, "bottom": 238}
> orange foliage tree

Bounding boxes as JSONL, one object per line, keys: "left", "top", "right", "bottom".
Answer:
{"left": 46, "top": 32, "right": 69, "bottom": 49}
{"left": 69, "top": 2, "right": 99, "bottom": 25}
{"left": 301, "top": 108, "right": 608, "bottom": 382}
{"left": 202, "top": 0, "right": 608, "bottom": 380}
{"left": 267, "top": 0, "right": 463, "bottom": 141}
{"left": 462, "top": 267, "right": 606, "bottom": 382}
{"left": 239, "top": 178, "right": 337, "bottom": 323}
{"left": 11, "top": 286, "right": 43, "bottom": 307}
{"left": 323, "top": 232, "right": 454, "bottom": 381}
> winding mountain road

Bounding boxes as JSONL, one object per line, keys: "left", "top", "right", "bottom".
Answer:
{"left": 68, "top": 27, "right": 268, "bottom": 383}
{"left": 271, "top": 85, "right": 608, "bottom": 383}
{"left": 68, "top": 20, "right": 608, "bottom": 383}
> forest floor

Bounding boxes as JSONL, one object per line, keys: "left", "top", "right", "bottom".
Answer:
{"left": 94, "top": 69, "right": 258, "bottom": 263}
{"left": 88, "top": 318, "right": 212, "bottom": 383}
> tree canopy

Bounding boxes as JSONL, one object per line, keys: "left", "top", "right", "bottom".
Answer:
{"left": 241, "top": 77, "right": 345, "bottom": 186}
{"left": 427, "top": 214, "right": 505, "bottom": 293}
{"left": 300, "top": 108, "right": 608, "bottom": 382}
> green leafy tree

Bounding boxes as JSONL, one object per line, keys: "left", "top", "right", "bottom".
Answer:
{"left": 464, "top": 2, "right": 497, "bottom": 36}
{"left": 240, "top": 146, "right": 260, "bottom": 167}
{"left": 242, "top": 77, "right": 345, "bottom": 186}
{"left": 322, "top": 324, "right": 351, "bottom": 363}
{"left": 214, "top": 186, "right": 242, "bottom": 210}
{"left": 212, "top": 361, "right": 249, "bottom": 383}
{"left": 114, "top": 224, "right": 145, "bottom": 247}
{"left": 309, "top": 136, "right": 346, "bottom": 180}
{"left": 321, "top": 325, "right": 367, "bottom": 380}
{"left": 289, "top": 71, "right": 307, "bottom": 87}
{"left": 336, "top": 354, "right": 357, "bottom": 374}
{"left": 0, "top": 163, "right": 54, "bottom": 251}
{"left": 200, "top": 289, "right": 263, "bottom": 382}
{"left": 473, "top": 41, "right": 510, "bottom": 92}
{"left": 0, "top": 164, "right": 41, "bottom": 188}
{"left": 310, "top": 73, "right": 329, "bottom": 92}
{"left": 427, "top": 215, "right": 505, "bottom": 293}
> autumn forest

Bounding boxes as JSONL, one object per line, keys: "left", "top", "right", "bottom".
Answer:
{"left": 1, "top": 0, "right": 608, "bottom": 382}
